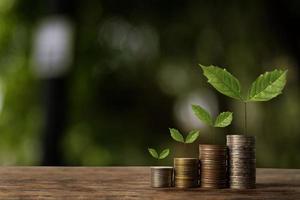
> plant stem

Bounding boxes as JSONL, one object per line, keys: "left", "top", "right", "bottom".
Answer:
{"left": 213, "top": 127, "right": 216, "bottom": 144}
{"left": 244, "top": 102, "right": 247, "bottom": 135}
{"left": 210, "top": 126, "right": 214, "bottom": 144}
{"left": 183, "top": 143, "right": 187, "bottom": 157}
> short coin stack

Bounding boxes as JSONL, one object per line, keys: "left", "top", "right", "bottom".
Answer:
{"left": 227, "top": 135, "right": 256, "bottom": 189}
{"left": 199, "top": 144, "right": 228, "bottom": 188}
{"left": 150, "top": 166, "right": 173, "bottom": 188}
{"left": 174, "top": 158, "right": 199, "bottom": 188}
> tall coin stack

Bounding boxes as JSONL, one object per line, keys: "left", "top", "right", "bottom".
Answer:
{"left": 150, "top": 166, "right": 173, "bottom": 188}
{"left": 174, "top": 158, "right": 199, "bottom": 188}
{"left": 199, "top": 144, "right": 228, "bottom": 188}
{"left": 227, "top": 135, "right": 256, "bottom": 189}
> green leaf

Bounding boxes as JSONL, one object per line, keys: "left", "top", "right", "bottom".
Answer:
{"left": 185, "top": 130, "right": 200, "bottom": 143}
{"left": 247, "top": 69, "right": 287, "bottom": 101}
{"left": 214, "top": 112, "right": 233, "bottom": 127}
{"left": 200, "top": 64, "right": 242, "bottom": 100}
{"left": 169, "top": 128, "right": 184, "bottom": 143}
{"left": 192, "top": 104, "right": 213, "bottom": 126}
{"left": 159, "top": 148, "right": 170, "bottom": 159}
{"left": 148, "top": 148, "right": 158, "bottom": 159}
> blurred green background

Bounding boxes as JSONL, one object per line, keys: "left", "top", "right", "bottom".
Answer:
{"left": 0, "top": 0, "right": 299, "bottom": 167}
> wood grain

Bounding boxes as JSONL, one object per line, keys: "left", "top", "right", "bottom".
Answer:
{"left": 0, "top": 167, "right": 298, "bottom": 199}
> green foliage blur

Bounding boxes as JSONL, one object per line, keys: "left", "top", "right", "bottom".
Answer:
{"left": 0, "top": 0, "right": 299, "bottom": 167}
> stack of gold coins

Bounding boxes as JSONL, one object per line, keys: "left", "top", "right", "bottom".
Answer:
{"left": 227, "top": 135, "right": 256, "bottom": 189}
{"left": 174, "top": 158, "right": 199, "bottom": 188}
{"left": 199, "top": 144, "right": 228, "bottom": 188}
{"left": 150, "top": 166, "right": 173, "bottom": 188}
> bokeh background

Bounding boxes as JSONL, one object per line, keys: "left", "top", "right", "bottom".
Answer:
{"left": 0, "top": 0, "right": 299, "bottom": 167}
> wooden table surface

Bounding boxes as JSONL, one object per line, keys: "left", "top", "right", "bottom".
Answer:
{"left": 0, "top": 167, "right": 298, "bottom": 199}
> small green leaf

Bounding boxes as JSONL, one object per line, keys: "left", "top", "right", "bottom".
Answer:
{"left": 192, "top": 104, "right": 213, "bottom": 126}
{"left": 214, "top": 112, "right": 233, "bottom": 127}
{"left": 148, "top": 148, "right": 158, "bottom": 159}
{"left": 247, "top": 69, "right": 287, "bottom": 101}
{"left": 159, "top": 148, "right": 170, "bottom": 159}
{"left": 200, "top": 64, "right": 242, "bottom": 100}
{"left": 169, "top": 128, "right": 184, "bottom": 143}
{"left": 185, "top": 130, "right": 200, "bottom": 143}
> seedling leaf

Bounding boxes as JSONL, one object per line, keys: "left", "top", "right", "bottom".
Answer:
{"left": 200, "top": 64, "right": 242, "bottom": 100}
{"left": 169, "top": 128, "right": 184, "bottom": 143}
{"left": 192, "top": 104, "right": 213, "bottom": 126}
{"left": 185, "top": 130, "right": 200, "bottom": 143}
{"left": 159, "top": 148, "right": 170, "bottom": 159}
{"left": 214, "top": 112, "right": 233, "bottom": 127}
{"left": 248, "top": 69, "right": 287, "bottom": 101}
{"left": 148, "top": 148, "right": 158, "bottom": 159}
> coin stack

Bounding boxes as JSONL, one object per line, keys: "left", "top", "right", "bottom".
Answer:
{"left": 174, "top": 158, "right": 199, "bottom": 188}
{"left": 199, "top": 144, "right": 228, "bottom": 188}
{"left": 150, "top": 166, "right": 173, "bottom": 188}
{"left": 227, "top": 135, "right": 256, "bottom": 189}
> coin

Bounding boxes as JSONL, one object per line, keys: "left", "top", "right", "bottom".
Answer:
{"left": 174, "top": 158, "right": 199, "bottom": 188}
{"left": 150, "top": 166, "right": 173, "bottom": 188}
{"left": 226, "top": 135, "right": 256, "bottom": 189}
{"left": 199, "top": 144, "right": 228, "bottom": 189}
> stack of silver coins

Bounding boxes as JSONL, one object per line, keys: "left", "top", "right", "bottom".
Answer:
{"left": 199, "top": 144, "right": 228, "bottom": 188}
{"left": 174, "top": 158, "right": 199, "bottom": 188}
{"left": 150, "top": 166, "right": 173, "bottom": 188}
{"left": 227, "top": 135, "right": 256, "bottom": 189}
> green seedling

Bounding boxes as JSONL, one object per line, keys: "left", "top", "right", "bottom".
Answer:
{"left": 192, "top": 104, "right": 232, "bottom": 142}
{"left": 169, "top": 128, "right": 199, "bottom": 157}
{"left": 199, "top": 64, "right": 287, "bottom": 134}
{"left": 148, "top": 148, "right": 170, "bottom": 160}
{"left": 169, "top": 128, "right": 200, "bottom": 144}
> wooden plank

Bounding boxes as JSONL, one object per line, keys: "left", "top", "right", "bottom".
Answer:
{"left": 0, "top": 167, "right": 298, "bottom": 199}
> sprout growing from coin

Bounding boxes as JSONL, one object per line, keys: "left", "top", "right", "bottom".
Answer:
{"left": 192, "top": 104, "right": 232, "bottom": 142}
{"left": 148, "top": 148, "right": 170, "bottom": 160}
{"left": 169, "top": 128, "right": 200, "bottom": 144}
{"left": 199, "top": 64, "right": 287, "bottom": 135}
{"left": 169, "top": 128, "right": 199, "bottom": 157}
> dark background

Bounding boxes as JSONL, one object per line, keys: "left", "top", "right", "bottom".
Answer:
{"left": 0, "top": 0, "right": 299, "bottom": 167}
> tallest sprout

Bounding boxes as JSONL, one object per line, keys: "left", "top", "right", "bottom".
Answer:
{"left": 199, "top": 64, "right": 288, "bottom": 135}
